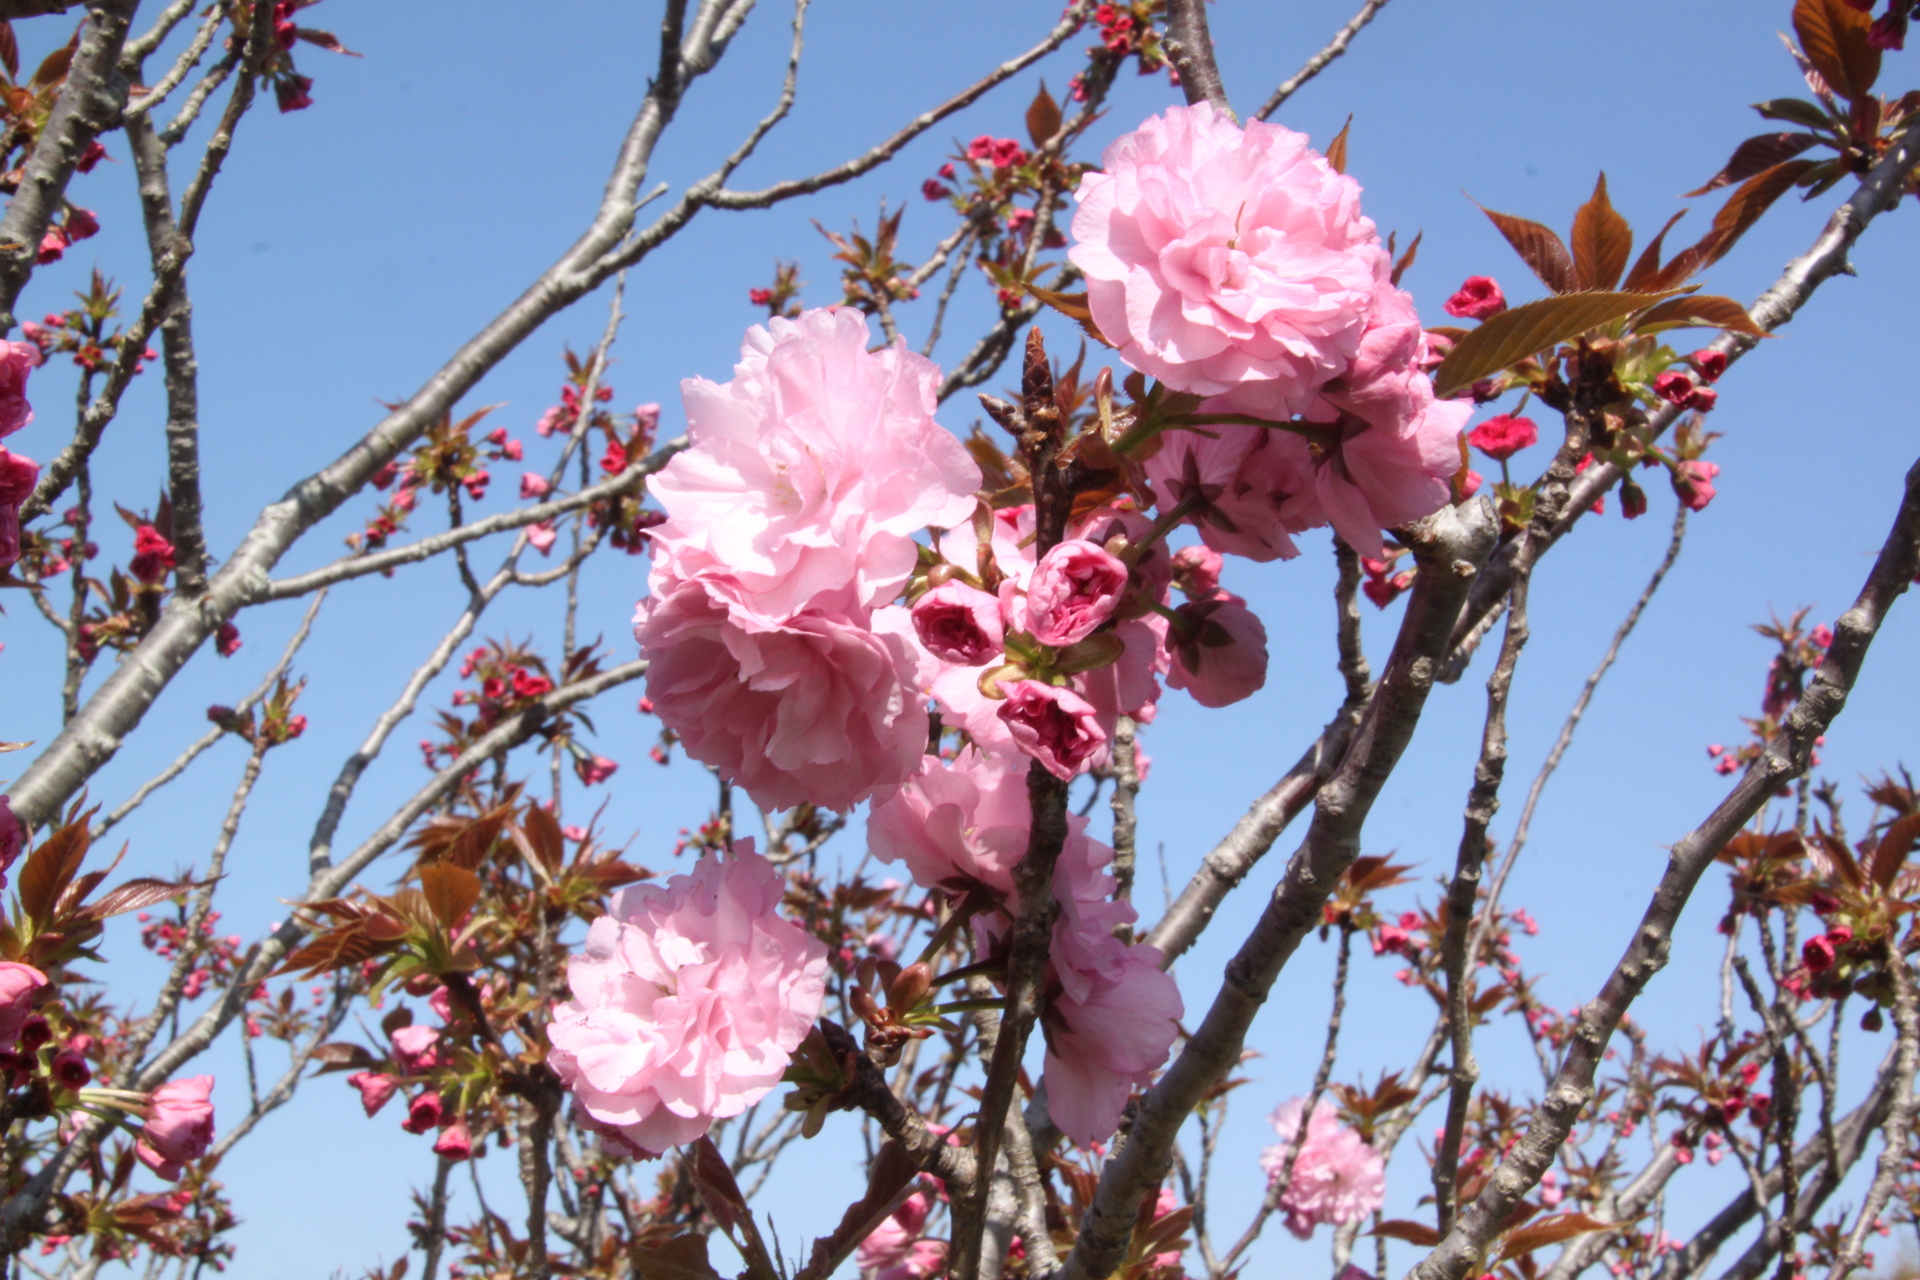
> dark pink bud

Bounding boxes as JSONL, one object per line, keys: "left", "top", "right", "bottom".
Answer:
{"left": 1025, "top": 539, "right": 1128, "bottom": 647}
{"left": 1653, "top": 371, "right": 1694, "bottom": 405}
{"left": 1466, "top": 414, "right": 1538, "bottom": 461}
{"left": 1443, "top": 276, "right": 1506, "bottom": 321}
{"left": 911, "top": 580, "right": 1004, "bottom": 665}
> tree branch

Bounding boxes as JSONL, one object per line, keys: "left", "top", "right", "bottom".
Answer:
{"left": 1412, "top": 456, "right": 1920, "bottom": 1280}
{"left": 1163, "top": 0, "right": 1232, "bottom": 117}
{"left": 1060, "top": 494, "right": 1499, "bottom": 1280}
{"left": 1253, "top": 0, "right": 1393, "bottom": 121}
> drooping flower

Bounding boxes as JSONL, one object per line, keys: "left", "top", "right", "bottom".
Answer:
{"left": 1069, "top": 102, "right": 1387, "bottom": 418}
{"left": 138, "top": 1076, "right": 216, "bottom": 1181}
{"left": 433, "top": 1118, "right": 474, "bottom": 1160}
{"left": 635, "top": 580, "right": 927, "bottom": 812}
{"left": 1143, "top": 419, "right": 1321, "bottom": 563}
{"left": 1170, "top": 544, "right": 1223, "bottom": 597}
{"left": 1259, "top": 1097, "right": 1385, "bottom": 1237}
{"left": 391, "top": 1024, "right": 442, "bottom": 1073}
{"left": 1673, "top": 459, "right": 1720, "bottom": 512}
{"left": 1167, "top": 591, "right": 1268, "bottom": 707}
{"left": 547, "top": 842, "right": 829, "bottom": 1158}
{"left": 346, "top": 1070, "right": 399, "bottom": 1117}
{"left": 910, "top": 580, "right": 1005, "bottom": 665}
{"left": 1025, "top": 538, "right": 1129, "bottom": 647}
{"left": 1307, "top": 386, "right": 1470, "bottom": 560}
{"left": 0, "top": 962, "right": 47, "bottom": 1050}
{"left": 648, "top": 307, "right": 978, "bottom": 623}
{"left": 130, "top": 525, "right": 175, "bottom": 584}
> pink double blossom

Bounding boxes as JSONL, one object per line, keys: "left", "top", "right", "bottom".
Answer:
{"left": 346, "top": 1070, "right": 399, "bottom": 1116}
{"left": 997, "top": 681, "right": 1107, "bottom": 781}
{"left": 636, "top": 580, "right": 928, "bottom": 812}
{"left": 0, "top": 796, "right": 23, "bottom": 890}
{"left": 547, "top": 843, "right": 828, "bottom": 1158}
{"left": 138, "top": 1076, "right": 216, "bottom": 1181}
{"left": 0, "top": 340, "right": 36, "bottom": 438}
{"left": 1070, "top": 102, "right": 1387, "bottom": 417}
{"left": 1025, "top": 539, "right": 1128, "bottom": 647}
{"left": 910, "top": 580, "right": 1004, "bottom": 665}
{"left": 1143, "top": 420, "right": 1320, "bottom": 563}
{"left": 1259, "top": 1097, "right": 1385, "bottom": 1237}
{"left": 648, "top": 307, "right": 977, "bottom": 624}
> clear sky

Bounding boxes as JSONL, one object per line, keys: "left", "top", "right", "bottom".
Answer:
{"left": 4, "top": 1, "right": 1918, "bottom": 1276}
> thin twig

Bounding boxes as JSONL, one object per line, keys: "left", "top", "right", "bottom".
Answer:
{"left": 1254, "top": 0, "right": 1394, "bottom": 121}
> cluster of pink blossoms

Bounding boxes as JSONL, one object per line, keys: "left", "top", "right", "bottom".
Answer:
{"left": 1073, "top": 103, "right": 1466, "bottom": 560}
{"left": 546, "top": 844, "right": 828, "bottom": 1158}
{"left": 0, "top": 340, "right": 41, "bottom": 576}
{"left": 1259, "top": 1098, "right": 1386, "bottom": 1237}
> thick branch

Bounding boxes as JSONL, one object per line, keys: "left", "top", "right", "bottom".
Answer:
{"left": 1060, "top": 495, "right": 1499, "bottom": 1280}
{"left": 1163, "top": 0, "right": 1232, "bottom": 117}
{"left": 0, "top": 0, "right": 137, "bottom": 333}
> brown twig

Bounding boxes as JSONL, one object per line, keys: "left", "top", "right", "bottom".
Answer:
{"left": 1253, "top": 0, "right": 1394, "bottom": 121}
{"left": 1163, "top": 0, "right": 1232, "bottom": 118}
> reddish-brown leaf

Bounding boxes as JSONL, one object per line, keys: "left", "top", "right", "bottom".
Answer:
{"left": 418, "top": 864, "right": 481, "bottom": 930}
{"left": 1571, "top": 173, "right": 1633, "bottom": 291}
{"left": 1026, "top": 80, "right": 1062, "bottom": 149}
{"left": 27, "top": 36, "right": 70, "bottom": 91}
{"left": 1432, "top": 289, "right": 1681, "bottom": 399}
{"left": 1621, "top": 210, "right": 1688, "bottom": 292}
{"left": 1326, "top": 115, "right": 1352, "bottom": 175}
{"left": 1499, "top": 1214, "right": 1608, "bottom": 1262}
{"left": 1630, "top": 294, "right": 1767, "bottom": 337}
{"left": 1685, "top": 132, "right": 1824, "bottom": 197}
{"left": 1793, "top": 0, "right": 1880, "bottom": 102}
{"left": 73, "top": 876, "right": 197, "bottom": 925}
{"left": 633, "top": 1235, "right": 725, "bottom": 1280}
{"left": 18, "top": 816, "right": 90, "bottom": 926}
{"left": 1025, "top": 284, "right": 1113, "bottom": 347}
{"left": 1870, "top": 812, "right": 1920, "bottom": 891}
{"left": 1391, "top": 229, "right": 1422, "bottom": 288}
{"left": 1475, "top": 202, "right": 1577, "bottom": 294}
{"left": 309, "top": 1041, "right": 378, "bottom": 1074}
{"left": 0, "top": 21, "right": 18, "bottom": 82}
{"left": 1700, "top": 159, "right": 1821, "bottom": 270}
{"left": 1371, "top": 1220, "right": 1442, "bottom": 1247}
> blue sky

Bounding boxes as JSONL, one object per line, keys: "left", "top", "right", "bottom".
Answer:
{"left": 3, "top": 0, "right": 1918, "bottom": 1276}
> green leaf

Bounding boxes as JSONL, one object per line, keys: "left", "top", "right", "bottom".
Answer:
{"left": 1432, "top": 290, "right": 1682, "bottom": 399}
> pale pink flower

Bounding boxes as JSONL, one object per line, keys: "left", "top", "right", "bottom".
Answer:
{"left": 528, "top": 520, "right": 558, "bottom": 556}
{"left": 1314, "top": 279, "right": 1429, "bottom": 436}
{"left": 0, "top": 961, "right": 46, "bottom": 1050}
{"left": 347, "top": 1070, "right": 399, "bottom": 1117}
{"left": 648, "top": 307, "right": 978, "bottom": 623}
{"left": 548, "top": 843, "right": 828, "bottom": 1158}
{"left": 521, "top": 471, "right": 552, "bottom": 500}
{"left": 910, "top": 580, "right": 1004, "bottom": 665}
{"left": 1259, "top": 1098, "right": 1385, "bottom": 1237}
{"left": 1074, "top": 614, "right": 1171, "bottom": 732}
{"left": 1069, "top": 102, "right": 1387, "bottom": 418}
{"left": 1150, "top": 1189, "right": 1185, "bottom": 1269}
{"left": 1025, "top": 539, "right": 1128, "bottom": 647}
{"left": 635, "top": 580, "right": 928, "bottom": 812}
{"left": 868, "top": 747, "right": 1032, "bottom": 895}
{"left": 1143, "top": 420, "right": 1321, "bottom": 563}
{"left": 0, "top": 340, "right": 34, "bottom": 437}
{"left": 1167, "top": 591, "right": 1268, "bottom": 707}
{"left": 138, "top": 1076, "right": 216, "bottom": 1181}
{"left": 997, "top": 681, "right": 1107, "bottom": 780}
